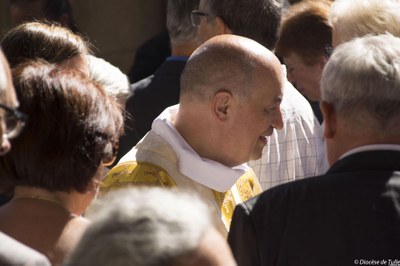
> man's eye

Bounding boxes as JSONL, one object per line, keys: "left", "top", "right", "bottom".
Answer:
{"left": 265, "top": 107, "right": 276, "bottom": 114}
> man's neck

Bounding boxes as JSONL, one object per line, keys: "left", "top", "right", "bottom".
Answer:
{"left": 170, "top": 41, "right": 199, "bottom": 57}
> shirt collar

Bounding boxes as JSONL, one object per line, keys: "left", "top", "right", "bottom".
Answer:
{"left": 151, "top": 104, "right": 249, "bottom": 192}
{"left": 340, "top": 144, "right": 400, "bottom": 159}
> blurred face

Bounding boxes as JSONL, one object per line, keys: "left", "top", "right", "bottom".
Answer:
{"left": 0, "top": 55, "right": 19, "bottom": 155}
{"left": 9, "top": 0, "right": 47, "bottom": 26}
{"left": 284, "top": 52, "right": 323, "bottom": 101}
{"left": 229, "top": 62, "right": 284, "bottom": 164}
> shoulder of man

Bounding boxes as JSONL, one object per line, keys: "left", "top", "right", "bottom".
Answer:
{"left": 100, "top": 161, "right": 176, "bottom": 195}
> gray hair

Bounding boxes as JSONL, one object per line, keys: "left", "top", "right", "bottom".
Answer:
{"left": 64, "top": 188, "right": 213, "bottom": 266}
{"left": 87, "top": 55, "right": 132, "bottom": 106}
{"left": 167, "top": 0, "right": 199, "bottom": 45}
{"left": 202, "top": 0, "right": 282, "bottom": 49}
{"left": 321, "top": 34, "right": 400, "bottom": 134}
{"left": 329, "top": 0, "right": 400, "bottom": 43}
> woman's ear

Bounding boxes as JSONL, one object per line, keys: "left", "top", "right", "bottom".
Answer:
{"left": 320, "top": 101, "right": 336, "bottom": 139}
{"left": 0, "top": 139, "right": 11, "bottom": 156}
{"left": 319, "top": 54, "right": 329, "bottom": 71}
{"left": 212, "top": 91, "right": 232, "bottom": 121}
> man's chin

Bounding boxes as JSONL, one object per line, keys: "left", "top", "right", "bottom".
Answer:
{"left": 249, "top": 139, "right": 268, "bottom": 161}
{"left": 249, "top": 149, "right": 263, "bottom": 162}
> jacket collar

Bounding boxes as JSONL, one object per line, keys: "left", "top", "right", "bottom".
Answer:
{"left": 327, "top": 149, "right": 400, "bottom": 175}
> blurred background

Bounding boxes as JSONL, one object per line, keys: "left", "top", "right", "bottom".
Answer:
{"left": 0, "top": 0, "right": 167, "bottom": 73}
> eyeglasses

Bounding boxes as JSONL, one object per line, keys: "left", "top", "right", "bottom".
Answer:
{"left": 325, "top": 44, "right": 333, "bottom": 58}
{"left": 191, "top": 10, "right": 209, "bottom": 27}
{"left": 0, "top": 103, "right": 28, "bottom": 140}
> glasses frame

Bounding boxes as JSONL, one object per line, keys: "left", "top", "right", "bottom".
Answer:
{"left": 191, "top": 10, "right": 209, "bottom": 27}
{"left": 325, "top": 44, "right": 333, "bottom": 58}
{"left": 0, "top": 103, "right": 28, "bottom": 139}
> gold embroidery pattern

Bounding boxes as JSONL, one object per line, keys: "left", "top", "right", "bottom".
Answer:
{"left": 213, "top": 190, "right": 235, "bottom": 229}
{"left": 100, "top": 161, "right": 176, "bottom": 195}
{"left": 236, "top": 172, "right": 262, "bottom": 201}
{"left": 213, "top": 171, "right": 262, "bottom": 230}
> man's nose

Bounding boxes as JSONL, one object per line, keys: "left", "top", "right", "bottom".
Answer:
{"left": 272, "top": 106, "right": 284, "bottom": 130}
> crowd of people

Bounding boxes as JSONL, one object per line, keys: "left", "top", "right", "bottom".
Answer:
{"left": 0, "top": 0, "right": 399, "bottom": 265}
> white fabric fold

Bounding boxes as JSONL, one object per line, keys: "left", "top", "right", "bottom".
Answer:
{"left": 151, "top": 105, "right": 249, "bottom": 192}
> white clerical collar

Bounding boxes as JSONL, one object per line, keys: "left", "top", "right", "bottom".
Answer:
{"left": 340, "top": 144, "right": 400, "bottom": 160}
{"left": 151, "top": 104, "right": 249, "bottom": 192}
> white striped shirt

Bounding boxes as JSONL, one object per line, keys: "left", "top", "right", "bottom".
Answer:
{"left": 250, "top": 66, "right": 329, "bottom": 190}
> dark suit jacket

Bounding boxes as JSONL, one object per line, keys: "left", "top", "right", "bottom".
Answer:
{"left": 228, "top": 150, "right": 400, "bottom": 266}
{"left": 127, "top": 30, "right": 171, "bottom": 83}
{"left": 116, "top": 58, "right": 187, "bottom": 163}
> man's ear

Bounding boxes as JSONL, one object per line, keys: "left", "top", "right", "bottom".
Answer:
{"left": 212, "top": 91, "right": 232, "bottom": 121}
{"left": 320, "top": 101, "right": 337, "bottom": 139}
{"left": 215, "top": 16, "right": 231, "bottom": 34}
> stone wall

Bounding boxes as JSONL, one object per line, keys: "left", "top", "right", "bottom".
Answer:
{"left": 0, "top": 0, "right": 167, "bottom": 73}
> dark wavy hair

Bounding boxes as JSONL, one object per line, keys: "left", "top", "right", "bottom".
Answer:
{"left": 0, "top": 60, "right": 124, "bottom": 193}
{"left": 1, "top": 21, "right": 90, "bottom": 68}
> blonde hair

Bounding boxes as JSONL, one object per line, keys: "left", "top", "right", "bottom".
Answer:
{"left": 321, "top": 34, "right": 400, "bottom": 135}
{"left": 330, "top": 0, "right": 400, "bottom": 43}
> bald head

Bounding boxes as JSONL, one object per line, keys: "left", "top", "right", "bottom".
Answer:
{"left": 176, "top": 35, "right": 283, "bottom": 166}
{"left": 180, "top": 34, "right": 281, "bottom": 103}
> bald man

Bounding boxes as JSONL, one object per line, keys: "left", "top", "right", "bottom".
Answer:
{"left": 195, "top": 0, "right": 328, "bottom": 191}
{"left": 101, "top": 35, "right": 284, "bottom": 235}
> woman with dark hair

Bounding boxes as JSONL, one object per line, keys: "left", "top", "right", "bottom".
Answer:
{"left": 1, "top": 21, "right": 131, "bottom": 106}
{"left": 1, "top": 20, "right": 90, "bottom": 71}
{"left": 0, "top": 49, "right": 51, "bottom": 266}
{"left": 0, "top": 20, "right": 93, "bottom": 205}
{"left": 0, "top": 60, "right": 124, "bottom": 264}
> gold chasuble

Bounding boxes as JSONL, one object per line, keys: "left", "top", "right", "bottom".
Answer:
{"left": 101, "top": 161, "right": 261, "bottom": 232}
{"left": 101, "top": 105, "right": 263, "bottom": 235}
